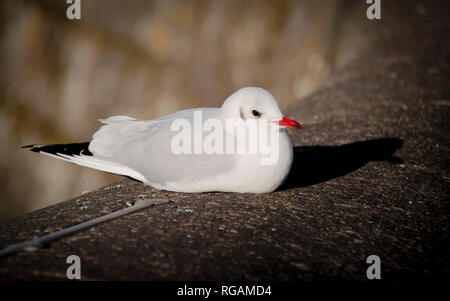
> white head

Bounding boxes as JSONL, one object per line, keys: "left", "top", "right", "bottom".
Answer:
{"left": 221, "top": 87, "right": 303, "bottom": 130}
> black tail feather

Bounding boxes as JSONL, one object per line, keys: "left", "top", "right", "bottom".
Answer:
{"left": 22, "top": 142, "right": 93, "bottom": 156}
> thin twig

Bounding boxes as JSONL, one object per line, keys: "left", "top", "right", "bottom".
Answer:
{"left": 0, "top": 198, "right": 169, "bottom": 258}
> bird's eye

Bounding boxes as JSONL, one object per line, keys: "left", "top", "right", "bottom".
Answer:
{"left": 252, "top": 110, "right": 261, "bottom": 117}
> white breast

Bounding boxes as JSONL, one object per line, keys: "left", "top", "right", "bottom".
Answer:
{"left": 225, "top": 130, "right": 293, "bottom": 193}
{"left": 162, "top": 130, "right": 293, "bottom": 193}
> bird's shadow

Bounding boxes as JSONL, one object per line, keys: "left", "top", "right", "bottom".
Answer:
{"left": 279, "top": 138, "right": 404, "bottom": 190}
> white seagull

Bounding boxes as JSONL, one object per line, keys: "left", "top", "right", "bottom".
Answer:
{"left": 24, "top": 87, "right": 302, "bottom": 193}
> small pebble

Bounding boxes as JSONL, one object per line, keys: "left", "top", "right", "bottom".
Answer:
{"left": 125, "top": 201, "right": 135, "bottom": 207}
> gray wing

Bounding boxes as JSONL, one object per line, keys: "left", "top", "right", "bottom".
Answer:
{"left": 89, "top": 110, "right": 237, "bottom": 185}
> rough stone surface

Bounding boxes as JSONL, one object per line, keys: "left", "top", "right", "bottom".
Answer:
{"left": 0, "top": 0, "right": 449, "bottom": 280}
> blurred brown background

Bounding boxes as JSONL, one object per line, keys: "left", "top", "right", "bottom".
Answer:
{"left": 0, "top": 0, "right": 373, "bottom": 220}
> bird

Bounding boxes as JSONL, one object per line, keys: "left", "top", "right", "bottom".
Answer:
{"left": 23, "top": 87, "right": 302, "bottom": 193}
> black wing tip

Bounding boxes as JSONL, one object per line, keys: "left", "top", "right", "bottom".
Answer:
{"left": 21, "top": 142, "right": 93, "bottom": 156}
{"left": 21, "top": 144, "right": 35, "bottom": 149}
{"left": 21, "top": 144, "right": 41, "bottom": 152}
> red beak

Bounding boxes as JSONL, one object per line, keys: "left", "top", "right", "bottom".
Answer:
{"left": 273, "top": 116, "right": 303, "bottom": 129}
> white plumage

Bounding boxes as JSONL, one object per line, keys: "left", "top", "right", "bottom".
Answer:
{"left": 26, "top": 87, "right": 302, "bottom": 193}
